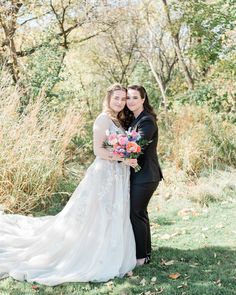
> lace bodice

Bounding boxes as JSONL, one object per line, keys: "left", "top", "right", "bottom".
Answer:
{"left": 93, "top": 112, "right": 123, "bottom": 160}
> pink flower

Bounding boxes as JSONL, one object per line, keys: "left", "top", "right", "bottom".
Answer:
{"left": 104, "top": 129, "right": 146, "bottom": 173}
{"left": 117, "top": 134, "right": 128, "bottom": 145}
{"left": 108, "top": 134, "right": 118, "bottom": 145}
{"left": 131, "top": 130, "right": 139, "bottom": 138}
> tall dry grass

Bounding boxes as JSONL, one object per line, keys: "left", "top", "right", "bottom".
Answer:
{"left": 156, "top": 166, "right": 236, "bottom": 206}
{"left": 0, "top": 73, "right": 85, "bottom": 213}
{"left": 159, "top": 105, "right": 236, "bottom": 176}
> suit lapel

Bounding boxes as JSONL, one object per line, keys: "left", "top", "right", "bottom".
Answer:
{"left": 130, "top": 110, "right": 145, "bottom": 129}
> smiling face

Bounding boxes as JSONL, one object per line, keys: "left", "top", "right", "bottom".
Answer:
{"left": 109, "top": 90, "right": 127, "bottom": 114}
{"left": 126, "top": 89, "right": 145, "bottom": 118}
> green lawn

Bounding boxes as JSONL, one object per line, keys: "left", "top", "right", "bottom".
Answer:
{"left": 0, "top": 194, "right": 235, "bottom": 295}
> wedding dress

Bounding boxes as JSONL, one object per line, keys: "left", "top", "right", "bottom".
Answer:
{"left": 0, "top": 112, "right": 136, "bottom": 286}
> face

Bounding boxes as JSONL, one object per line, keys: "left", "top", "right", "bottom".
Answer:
{"left": 126, "top": 89, "right": 145, "bottom": 114}
{"left": 109, "top": 90, "right": 127, "bottom": 114}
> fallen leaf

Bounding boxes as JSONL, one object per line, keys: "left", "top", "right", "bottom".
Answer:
{"left": 151, "top": 276, "right": 157, "bottom": 284}
{"left": 129, "top": 275, "right": 140, "bottom": 282}
{"left": 140, "top": 278, "right": 146, "bottom": 286}
{"left": 159, "top": 234, "right": 171, "bottom": 240}
{"left": 168, "top": 272, "right": 181, "bottom": 279}
{"left": 144, "top": 291, "right": 151, "bottom": 295}
{"left": 177, "top": 282, "right": 188, "bottom": 289}
{"left": 178, "top": 208, "right": 198, "bottom": 216}
{"left": 32, "top": 285, "right": 39, "bottom": 290}
{"left": 189, "top": 264, "right": 198, "bottom": 268}
{"left": 105, "top": 281, "right": 113, "bottom": 288}
{"left": 126, "top": 271, "right": 133, "bottom": 277}
{"left": 161, "top": 259, "right": 175, "bottom": 266}
{"left": 214, "top": 279, "right": 222, "bottom": 287}
{"left": 165, "top": 260, "right": 175, "bottom": 266}
{"left": 150, "top": 223, "right": 160, "bottom": 229}
{"left": 154, "top": 287, "right": 164, "bottom": 293}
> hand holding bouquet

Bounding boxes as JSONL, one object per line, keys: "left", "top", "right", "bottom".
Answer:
{"left": 104, "top": 128, "right": 149, "bottom": 172}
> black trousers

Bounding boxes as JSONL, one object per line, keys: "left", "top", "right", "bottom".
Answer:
{"left": 130, "top": 181, "right": 158, "bottom": 259}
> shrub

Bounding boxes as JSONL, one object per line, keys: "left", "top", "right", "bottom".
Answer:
{"left": 159, "top": 105, "right": 236, "bottom": 176}
{"left": 0, "top": 73, "right": 85, "bottom": 214}
{"left": 176, "top": 54, "right": 236, "bottom": 124}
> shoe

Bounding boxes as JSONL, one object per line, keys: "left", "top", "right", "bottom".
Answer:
{"left": 136, "top": 256, "right": 150, "bottom": 266}
{"left": 144, "top": 256, "right": 151, "bottom": 264}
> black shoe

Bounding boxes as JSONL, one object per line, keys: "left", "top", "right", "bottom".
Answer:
{"left": 144, "top": 256, "right": 151, "bottom": 264}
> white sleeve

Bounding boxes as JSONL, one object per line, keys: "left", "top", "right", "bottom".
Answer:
{"left": 93, "top": 113, "right": 116, "bottom": 160}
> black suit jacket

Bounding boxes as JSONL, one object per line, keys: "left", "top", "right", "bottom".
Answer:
{"left": 130, "top": 110, "right": 163, "bottom": 184}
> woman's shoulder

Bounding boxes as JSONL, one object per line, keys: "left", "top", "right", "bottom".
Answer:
{"left": 139, "top": 111, "right": 156, "bottom": 124}
{"left": 94, "top": 112, "right": 113, "bottom": 127}
{"left": 95, "top": 112, "right": 112, "bottom": 121}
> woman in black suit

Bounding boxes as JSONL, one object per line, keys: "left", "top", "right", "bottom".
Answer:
{"left": 126, "top": 85, "right": 163, "bottom": 266}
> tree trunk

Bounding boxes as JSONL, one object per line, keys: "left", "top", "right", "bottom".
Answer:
{"left": 173, "top": 36, "right": 194, "bottom": 90}
{"left": 145, "top": 16, "right": 169, "bottom": 122}
{"left": 0, "top": 20, "right": 19, "bottom": 83}
{"left": 161, "top": 0, "right": 194, "bottom": 90}
{"left": 0, "top": 1, "right": 23, "bottom": 84}
{"left": 148, "top": 58, "right": 168, "bottom": 116}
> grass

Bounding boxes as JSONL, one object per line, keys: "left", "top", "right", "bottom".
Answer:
{"left": 158, "top": 105, "right": 236, "bottom": 176}
{"left": 0, "top": 177, "right": 235, "bottom": 295}
{"left": 0, "top": 72, "right": 86, "bottom": 214}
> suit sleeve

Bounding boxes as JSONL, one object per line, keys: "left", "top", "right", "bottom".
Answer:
{"left": 137, "top": 117, "right": 157, "bottom": 152}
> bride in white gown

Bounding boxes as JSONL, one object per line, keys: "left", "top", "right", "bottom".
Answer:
{"left": 0, "top": 84, "right": 137, "bottom": 286}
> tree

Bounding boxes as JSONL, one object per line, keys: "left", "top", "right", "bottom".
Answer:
{"left": 90, "top": 7, "right": 139, "bottom": 84}
{"left": 161, "top": 0, "right": 194, "bottom": 90}
{"left": 0, "top": 1, "right": 23, "bottom": 83}
{"left": 138, "top": 0, "right": 178, "bottom": 113}
{"left": 0, "top": 1, "right": 114, "bottom": 79}
{"left": 178, "top": 0, "right": 236, "bottom": 76}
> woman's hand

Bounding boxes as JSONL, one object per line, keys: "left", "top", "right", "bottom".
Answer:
{"left": 123, "top": 158, "right": 138, "bottom": 168}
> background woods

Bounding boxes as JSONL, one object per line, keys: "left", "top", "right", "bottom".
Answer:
{"left": 0, "top": 0, "right": 235, "bottom": 213}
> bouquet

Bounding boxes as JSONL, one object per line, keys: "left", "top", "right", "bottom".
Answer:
{"left": 104, "top": 128, "right": 149, "bottom": 172}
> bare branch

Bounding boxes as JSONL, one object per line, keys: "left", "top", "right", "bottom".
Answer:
{"left": 19, "top": 11, "right": 52, "bottom": 26}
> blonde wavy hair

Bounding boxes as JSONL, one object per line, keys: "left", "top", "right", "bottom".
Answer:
{"left": 103, "top": 83, "right": 127, "bottom": 127}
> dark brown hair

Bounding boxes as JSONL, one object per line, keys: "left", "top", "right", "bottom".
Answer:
{"left": 124, "top": 84, "right": 157, "bottom": 129}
